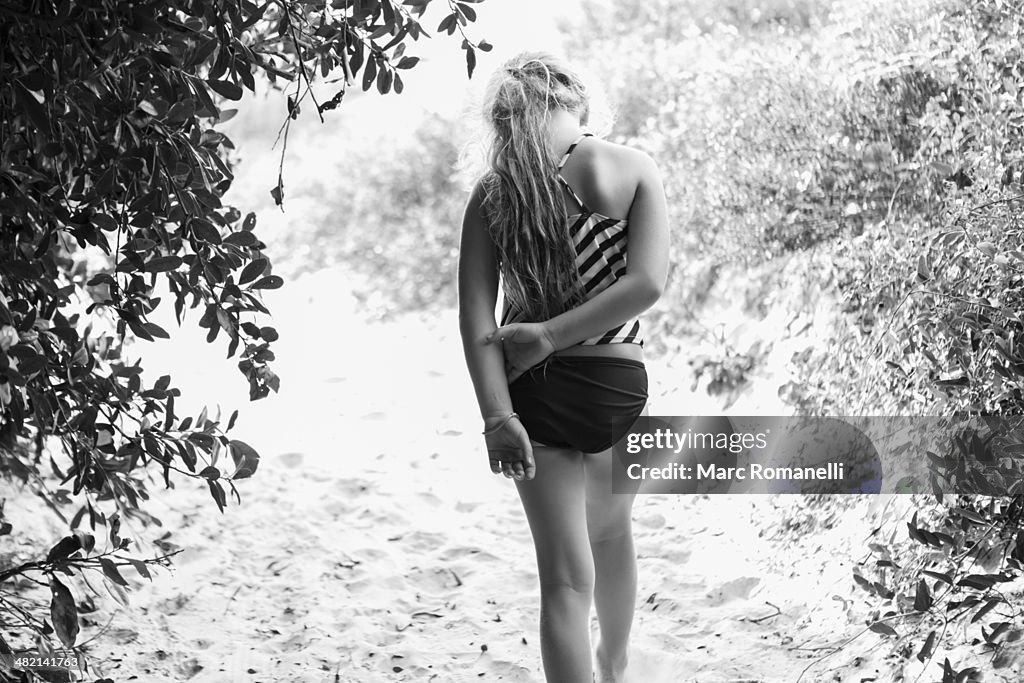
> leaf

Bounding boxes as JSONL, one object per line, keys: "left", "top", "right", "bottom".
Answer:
{"left": 396, "top": 56, "right": 420, "bottom": 69}
{"left": 270, "top": 182, "right": 283, "bottom": 206}
{"left": 191, "top": 218, "right": 222, "bottom": 244}
{"left": 917, "top": 630, "right": 936, "bottom": 663}
{"left": 145, "top": 255, "right": 183, "bottom": 272}
{"left": 958, "top": 574, "right": 999, "bottom": 590}
{"left": 852, "top": 572, "right": 875, "bottom": 594}
{"left": 130, "top": 559, "right": 152, "bottom": 580}
{"left": 236, "top": 260, "right": 268, "bottom": 286}
{"left": 14, "top": 81, "right": 50, "bottom": 132}
{"left": 868, "top": 621, "right": 898, "bottom": 638}
{"left": 362, "top": 56, "right": 378, "bottom": 91}
{"left": 207, "top": 78, "right": 243, "bottom": 100}
{"left": 207, "top": 479, "right": 227, "bottom": 512}
{"left": 250, "top": 275, "right": 284, "bottom": 290}
{"left": 437, "top": 13, "right": 456, "bottom": 34}
{"left": 917, "top": 254, "right": 930, "bottom": 281}
{"left": 45, "top": 535, "right": 82, "bottom": 563}
{"left": 165, "top": 98, "right": 196, "bottom": 124}
{"left": 989, "top": 622, "right": 1011, "bottom": 644}
{"left": 144, "top": 322, "right": 170, "bottom": 339}
{"left": 99, "top": 557, "right": 129, "bottom": 587}
{"left": 127, "top": 316, "right": 155, "bottom": 341}
{"left": 93, "top": 213, "right": 119, "bottom": 231}
{"left": 49, "top": 576, "right": 79, "bottom": 648}
{"left": 224, "top": 230, "right": 258, "bottom": 247}
{"left": 971, "top": 597, "right": 1000, "bottom": 624}
{"left": 913, "top": 579, "right": 933, "bottom": 612}
{"left": 199, "top": 465, "right": 220, "bottom": 480}
{"left": 229, "top": 439, "right": 260, "bottom": 479}
{"left": 188, "top": 36, "right": 219, "bottom": 68}
{"left": 465, "top": 46, "right": 476, "bottom": 79}
{"left": 377, "top": 66, "right": 393, "bottom": 94}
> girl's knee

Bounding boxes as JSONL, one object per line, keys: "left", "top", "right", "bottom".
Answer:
{"left": 586, "top": 505, "right": 634, "bottom": 544}
{"left": 537, "top": 560, "right": 595, "bottom": 596}
{"left": 588, "top": 525, "right": 633, "bottom": 545}
{"left": 539, "top": 572, "right": 595, "bottom": 598}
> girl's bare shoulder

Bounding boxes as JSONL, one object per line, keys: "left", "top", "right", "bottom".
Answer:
{"left": 580, "top": 137, "right": 659, "bottom": 176}
{"left": 568, "top": 137, "right": 661, "bottom": 215}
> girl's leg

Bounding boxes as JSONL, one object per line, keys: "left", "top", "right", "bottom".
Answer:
{"left": 514, "top": 445, "right": 593, "bottom": 683}
{"left": 584, "top": 448, "right": 640, "bottom": 683}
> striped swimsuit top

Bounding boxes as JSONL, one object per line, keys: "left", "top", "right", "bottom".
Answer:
{"left": 500, "top": 133, "right": 644, "bottom": 347}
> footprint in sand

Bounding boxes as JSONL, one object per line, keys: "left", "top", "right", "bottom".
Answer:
{"left": 403, "top": 565, "right": 465, "bottom": 592}
{"left": 704, "top": 576, "right": 762, "bottom": 607}
{"left": 334, "top": 478, "right": 374, "bottom": 497}
{"left": 277, "top": 451, "right": 304, "bottom": 468}
{"left": 625, "top": 647, "right": 704, "bottom": 683}
{"left": 395, "top": 529, "right": 448, "bottom": 552}
{"left": 635, "top": 513, "right": 667, "bottom": 529}
{"left": 189, "top": 636, "right": 216, "bottom": 651}
{"left": 438, "top": 545, "right": 502, "bottom": 564}
{"left": 323, "top": 498, "right": 356, "bottom": 517}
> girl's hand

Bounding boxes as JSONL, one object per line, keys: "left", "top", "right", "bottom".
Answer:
{"left": 486, "top": 323, "right": 556, "bottom": 383}
{"left": 484, "top": 415, "right": 535, "bottom": 481}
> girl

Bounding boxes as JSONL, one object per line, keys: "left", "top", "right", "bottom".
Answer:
{"left": 458, "top": 52, "right": 669, "bottom": 683}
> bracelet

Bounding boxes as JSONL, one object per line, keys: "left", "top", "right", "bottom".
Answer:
{"left": 482, "top": 412, "right": 519, "bottom": 436}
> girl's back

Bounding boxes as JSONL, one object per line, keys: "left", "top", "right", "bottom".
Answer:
{"left": 557, "top": 135, "right": 652, "bottom": 223}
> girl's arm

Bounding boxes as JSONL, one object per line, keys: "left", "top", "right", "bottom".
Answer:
{"left": 547, "top": 152, "right": 669, "bottom": 346}
{"left": 488, "top": 153, "right": 670, "bottom": 380}
{"left": 458, "top": 181, "right": 535, "bottom": 480}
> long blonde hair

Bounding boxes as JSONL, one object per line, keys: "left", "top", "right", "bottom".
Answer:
{"left": 480, "top": 52, "right": 591, "bottom": 322}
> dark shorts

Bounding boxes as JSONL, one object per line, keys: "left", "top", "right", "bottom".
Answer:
{"left": 508, "top": 355, "right": 648, "bottom": 454}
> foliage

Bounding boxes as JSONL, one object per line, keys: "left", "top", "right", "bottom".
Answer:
{"left": 782, "top": 0, "right": 1024, "bottom": 417}
{"left": 689, "top": 330, "right": 768, "bottom": 405}
{"left": 565, "top": 0, "right": 1024, "bottom": 678}
{"left": 792, "top": 0, "right": 1024, "bottom": 675}
{"left": 0, "top": 0, "right": 486, "bottom": 679}
{"left": 851, "top": 496, "right": 1024, "bottom": 680}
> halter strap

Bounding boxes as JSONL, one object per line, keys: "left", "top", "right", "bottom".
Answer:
{"left": 557, "top": 132, "right": 593, "bottom": 211}
{"left": 557, "top": 132, "right": 594, "bottom": 170}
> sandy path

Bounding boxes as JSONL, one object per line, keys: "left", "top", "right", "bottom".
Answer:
{"left": 6, "top": 269, "right": 918, "bottom": 682}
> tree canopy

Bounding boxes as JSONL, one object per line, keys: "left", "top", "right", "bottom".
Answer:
{"left": 0, "top": 0, "right": 488, "bottom": 675}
